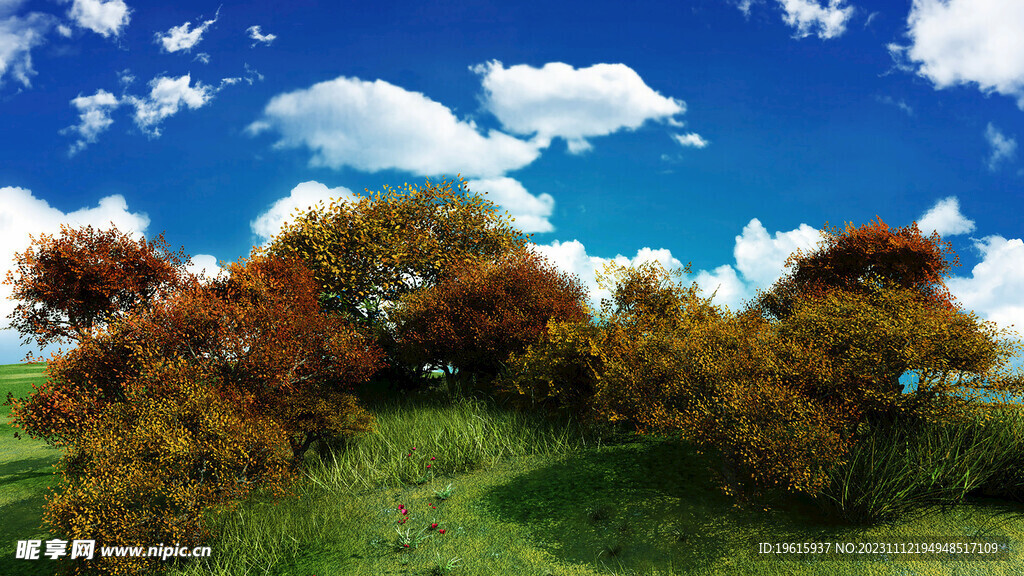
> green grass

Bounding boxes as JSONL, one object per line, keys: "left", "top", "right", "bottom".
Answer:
{"left": 4, "top": 363, "right": 1024, "bottom": 575}
{"left": 0, "top": 362, "right": 61, "bottom": 576}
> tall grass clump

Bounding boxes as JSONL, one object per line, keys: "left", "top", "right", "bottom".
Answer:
{"left": 308, "top": 394, "right": 607, "bottom": 492}
{"left": 818, "top": 402, "right": 1024, "bottom": 523}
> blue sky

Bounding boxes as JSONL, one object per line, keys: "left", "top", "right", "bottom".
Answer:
{"left": 1, "top": 0, "right": 1023, "bottom": 365}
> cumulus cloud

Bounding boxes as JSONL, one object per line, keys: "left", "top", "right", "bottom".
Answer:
{"left": 0, "top": 10, "right": 54, "bottom": 88}
{"left": 733, "top": 218, "right": 824, "bottom": 286}
{"left": 531, "top": 218, "right": 825, "bottom": 313}
{"left": 985, "top": 123, "right": 1017, "bottom": 171}
{"left": 472, "top": 60, "right": 686, "bottom": 154}
{"left": 155, "top": 7, "right": 219, "bottom": 53}
{"left": 250, "top": 180, "right": 357, "bottom": 244}
{"left": 247, "top": 25, "right": 275, "bottom": 47}
{"left": 66, "top": 0, "right": 130, "bottom": 38}
{"left": 947, "top": 236, "right": 1024, "bottom": 338}
{"left": 778, "top": 0, "right": 853, "bottom": 39}
{"left": 184, "top": 253, "right": 222, "bottom": 280}
{"left": 0, "top": 186, "right": 150, "bottom": 361}
{"left": 916, "top": 196, "right": 975, "bottom": 238}
{"left": 248, "top": 76, "right": 542, "bottom": 178}
{"left": 467, "top": 177, "right": 555, "bottom": 234}
{"left": 530, "top": 240, "right": 685, "bottom": 309}
{"left": 672, "top": 132, "right": 709, "bottom": 148}
{"left": 61, "top": 89, "right": 119, "bottom": 155}
{"left": 126, "top": 74, "right": 216, "bottom": 137}
{"left": 890, "top": 0, "right": 1024, "bottom": 108}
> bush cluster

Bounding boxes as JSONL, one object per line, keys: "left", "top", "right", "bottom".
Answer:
{"left": 5, "top": 178, "right": 590, "bottom": 574}
{"left": 504, "top": 219, "right": 1024, "bottom": 508}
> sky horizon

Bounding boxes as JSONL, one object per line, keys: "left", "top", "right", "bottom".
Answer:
{"left": 1, "top": 0, "right": 1023, "bottom": 367}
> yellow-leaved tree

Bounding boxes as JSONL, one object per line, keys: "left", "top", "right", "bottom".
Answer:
{"left": 267, "top": 177, "right": 529, "bottom": 386}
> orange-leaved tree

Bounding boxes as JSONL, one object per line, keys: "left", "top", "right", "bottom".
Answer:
{"left": 7, "top": 244, "right": 381, "bottom": 575}
{"left": 393, "top": 248, "right": 590, "bottom": 393}
{"left": 4, "top": 224, "right": 190, "bottom": 352}
{"left": 752, "top": 217, "right": 1022, "bottom": 414}
{"left": 9, "top": 250, "right": 382, "bottom": 459}
{"left": 755, "top": 217, "right": 959, "bottom": 322}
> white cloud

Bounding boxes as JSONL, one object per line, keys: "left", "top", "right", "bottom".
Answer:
{"left": 155, "top": 8, "right": 218, "bottom": 53}
{"left": 890, "top": 0, "right": 1024, "bottom": 108}
{"left": 530, "top": 240, "right": 685, "bottom": 309}
{"left": 672, "top": 132, "right": 709, "bottom": 148}
{"left": 472, "top": 60, "right": 686, "bottom": 154}
{"left": 185, "top": 253, "right": 222, "bottom": 280}
{"left": 531, "top": 218, "right": 825, "bottom": 313}
{"left": 250, "top": 180, "right": 357, "bottom": 244}
{"left": 61, "top": 89, "right": 120, "bottom": 155}
{"left": 985, "top": 123, "right": 1017, "bottom": 171}
{"left": 947, "top": 235, "right": 1024, "bottom": 340}
{"left": 778, "top": 0, "right": 853, "bottom": 39}
{"left": 248, "top": 76, "right": 543, "bottom": 178}
{"left": 0, "top": 187, "right": 150, "bottom": 361}
{"left": 127, "top": 74, "right": 216, "bottom": 137}
{"left": 735, "top": 0, "right": 758, "bottom": 18}
{"left": 467, "top": 177, "right": 555, "bottom": 233}
{"left": 0, "top": 11, "right": 54, "bottom": 88}
{"left": 247, "top": 25, "right": 275, "bottom": 47}
{"left": 733, "top": 218, "right": 824, "bottom": 286}
{"left": 693, "top": 264, "right": 749, "bottom": 306}
{"left": 916, "top": 196, "right": 975, "bottom": 238}
{"left": 67, "top": 0, "right": 130, "bottom": 38}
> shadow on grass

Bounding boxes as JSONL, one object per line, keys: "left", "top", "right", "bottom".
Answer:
{"left": 479, "top": 434, "right": 878, "bottom": 574}
{"left": 0, "top": 456, "right": 58, "bottom": 489}
{"left": 0, "top": 487, "right": 57, "bottom": 576}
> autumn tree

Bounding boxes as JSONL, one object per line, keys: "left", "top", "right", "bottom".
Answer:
{"left": 268, "top": 178, "right": 527, "bottom": 326}
{"left": 393, "top": 248, "right": 589, "bottom": 393}
{"left": 10, "top": 250, "right": 381, "bottom": 460}
{"left": 7, "top": 248, "right": 382, "bottom": 575}
{"left": 4, "top": 224, "right": 190, "bottom": 351}
{"left": 42, "top": 360, "right": 295, "bottom": 576}
{"left": 754, "top": 217, "right": 959, "bottom": 322}
{"left": 267, "top": 178, "right": 528, "bottom": 386}
{"left": 752, "top": 217, "right": 1021, "bottom": 402}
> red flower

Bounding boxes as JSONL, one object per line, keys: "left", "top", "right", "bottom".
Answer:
{"left": 431, "top": 523, "right": 438, "bottom": 529}
{"left": 401, "top": 509, "right": 408, "bottom": 515}
{"left": 430, "top": 456, "right": 436, "bottom": 461}
{"left": 426, "top": 464, "right": 431, "bottom": 468}
{"left": 438, "top": 529, "right": 446, "bottom": 534}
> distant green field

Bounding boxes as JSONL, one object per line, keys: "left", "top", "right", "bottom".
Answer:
{"left": 1, "top": 362, "right": 60, "bottom": 576}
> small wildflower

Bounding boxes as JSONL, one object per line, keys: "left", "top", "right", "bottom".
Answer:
{"left": 431, "top": 523, "right": 438, "bottom": 529}
{"left": 399, "top": 504, "right": 405, "bottom": 509}
{"left": 426, "top": 464, "right": 431, "bottom": 468}
{"left": 401, "top": 509, "right": 408, "bottom": 515}
{"left": 412, "top": 447, "right": 417, "bottom": 451}
{"left": 438, "top": 529, "right": 446, "bottom": 534}
{"left": 430, "top": 456, "right": 436, "bottom": 461}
